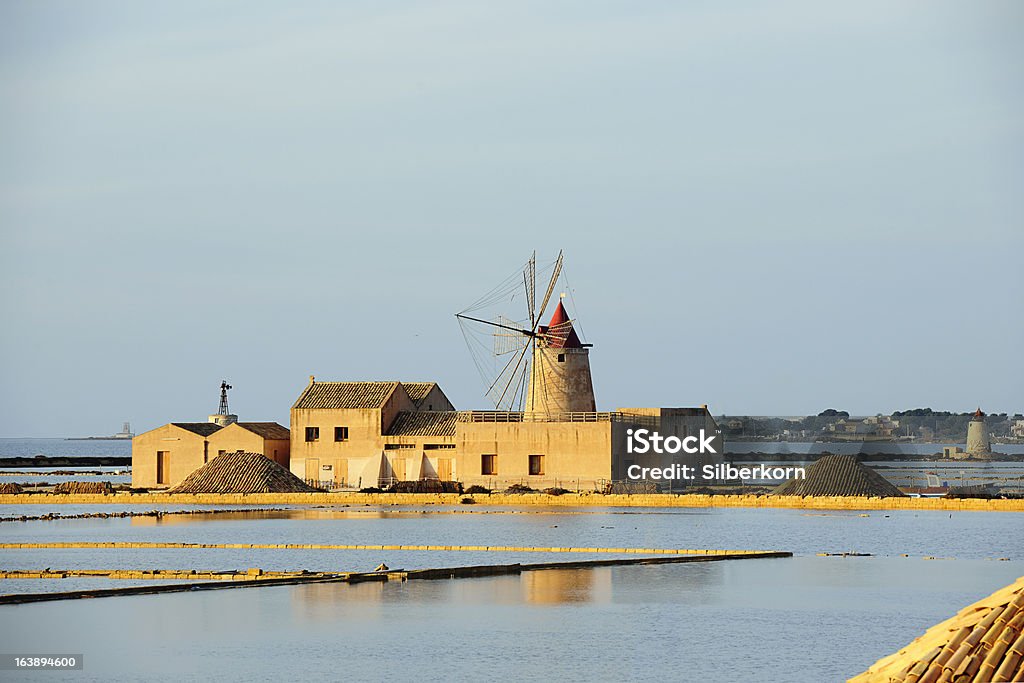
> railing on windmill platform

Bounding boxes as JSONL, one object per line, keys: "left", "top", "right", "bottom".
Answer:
{"left": 457, "top": 411, "right": 659, "bottom": 428}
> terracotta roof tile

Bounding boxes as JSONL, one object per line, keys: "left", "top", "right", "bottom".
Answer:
{"left": 402, "top": 382, "right": 437, "bottom": 407}
{"left": 235, "top": 422, "right": 290, "bottom": 440}
{"left": 292, "top": 382, "right": 400, "bottom": 410}
{"left": 851, "top": 576, "right": 1024, "bottom": 682}
{"left": 386, "top": 411, "right": 458, "bottom": 437}
{"left": 171, "top": 423, "right": 223, "bottom": 437}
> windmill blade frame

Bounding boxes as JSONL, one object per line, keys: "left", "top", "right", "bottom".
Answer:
{"left": 455, "top": 250, "right": 571, "bottom": 411}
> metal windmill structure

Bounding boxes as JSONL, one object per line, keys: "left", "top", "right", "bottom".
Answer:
{"left": 218, "top": 380, "right": 232, "bottom": 415}
{"left": 456, "top": 251, "right": 586, "bottom": 411}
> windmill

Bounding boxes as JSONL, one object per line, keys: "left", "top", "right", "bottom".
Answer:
{"left": 456, "top": 251, "right": 596, "bottom": 414}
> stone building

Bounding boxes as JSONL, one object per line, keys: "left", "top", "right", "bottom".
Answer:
{"left": 288, "top": 379, "right": 456, "bottom": 488}
{"left": 288, "top": 377, "right": 720, "bottom": 490}
{"left": 943, "top": 408, "right": 999, "bottom": 460}
{"left": 827, "top": 415, "right": 900, "bottom": 440}
{"left": 132, "top": 421, "right": 289, "bottom": 488}
{"left": 966, "top": 407, "right": 992, "bottom": 456}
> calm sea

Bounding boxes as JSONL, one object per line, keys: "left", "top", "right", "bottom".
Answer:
{"left": 0, "top": 438, "right": 131, "bottom": 458}
{"left": 0, "top": 505, "right": 1022, "bottom": 682}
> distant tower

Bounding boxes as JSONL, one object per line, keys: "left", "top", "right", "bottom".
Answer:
{"left": 209, "top": 380, "right": 238, "bottom": 426}
{"left": 966, "top": 407, "right": 991, "bottom": 455}
{"left": 525, "top": 297, "right": 596, "bottom": 415}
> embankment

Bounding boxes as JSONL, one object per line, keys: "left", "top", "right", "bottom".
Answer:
{"left": 0, "top": 492, "right": 1021, "bottom": 511}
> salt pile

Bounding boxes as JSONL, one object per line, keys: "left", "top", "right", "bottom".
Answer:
{"left": 773, "top": 454, "right": 904, "bottom": 497}
{"left": 171, "top": 452, "right": 318, "bottom": 494}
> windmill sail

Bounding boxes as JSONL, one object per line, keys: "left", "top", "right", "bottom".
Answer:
{"left": 456, "top": 251, "right": 591, "bottom": 413}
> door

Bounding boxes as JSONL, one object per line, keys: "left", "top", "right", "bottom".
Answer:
{"left": 156, "top": 451, "right": 170, "bottom": 485}
{"left": 437, "top": 458, "right": 452, "bottom": 481}
{"left": 305, "top": 458, "right": 320, "bottom": 485}
{"left": 335, "top": 460, "right": 348, "bottom": 488}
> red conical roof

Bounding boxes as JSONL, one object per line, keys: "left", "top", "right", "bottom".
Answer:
{"left": 545, "top": 300, "right": 583, "bottom": 348}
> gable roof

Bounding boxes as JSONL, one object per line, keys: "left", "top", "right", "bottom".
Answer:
{"left": 402, "top": 382, "right": 437, "bottom": 407}
{"left": 171, "top": 423, "right": 223, "bottom": 437}
{"left": 292, "top": 381, "right": 401, "bottom": 410}
{"left": 234, "top": 422, "right": 290, "bottom": 440}
{"left": 386, "top": 411, "right": 459, "bottom": 437}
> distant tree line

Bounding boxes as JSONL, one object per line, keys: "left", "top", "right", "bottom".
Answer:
{"left": 718, "top": 408, "right": 1021, "bottom": 441}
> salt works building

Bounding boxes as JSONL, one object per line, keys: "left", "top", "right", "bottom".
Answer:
{"left": 131, "top": 383, "right": 290, "bottom": 488}
{"left": 288, "top": 299, "right": 721, "bottom": 491}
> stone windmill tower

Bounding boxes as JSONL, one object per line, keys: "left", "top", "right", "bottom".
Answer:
{"left": 457, "top": 251, "right": 596, "bottom": 415}
{"left": 524, "top": 296, "right": 596, "bottom": 414}
{"left": 966, "top": 407, "right": 991, "bottom": 456}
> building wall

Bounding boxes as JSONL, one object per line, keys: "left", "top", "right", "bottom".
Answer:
{"left": 417, "top": 386, "right": 454, "bottom": 411}
{"left": 613, "top": 408, "right": 723, "bottom": 485}
{"left": 455, "top": 420, "right": 613, "bottom": 488}
{"left": 289, "top": 386, "right": 419, "bottom": 486}
{"left": 131, "top": 425, "right": 210, "bottom": 489}
{"left": 207, "top": 425, "right": 290, "bottom": 467}
{"left": 289, "top": 407, "right": 382, "bottom": 482}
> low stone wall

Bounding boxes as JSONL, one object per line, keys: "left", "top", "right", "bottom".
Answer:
{"left": 0, "top": 492, "right": 1021, "bottom": 511}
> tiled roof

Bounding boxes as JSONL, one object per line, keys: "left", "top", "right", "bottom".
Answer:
{"left": 292, "top": 382, "right": 400, "bottom": 410}
{"left": 851, "top": 576, "right": 1024, "bottom": 682}
{"left": 402, "top": 382, "right": 437, "bottom": 407}
{"left": 235, "top": 422, "right": 290, "bottom": 440}
{"left": 773, "top": 454, "right": 904, "bottom": 497}
{"left": 171, "top": 452, "right": 317, "bottom": 494}
{"left": 171, "top": 423, "right": 223, "bottom": 437}
{"left": 387, "top": 411, "right": 459, "bottom": 437}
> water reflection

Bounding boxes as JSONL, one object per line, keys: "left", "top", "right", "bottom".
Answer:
{"left": 128, "top": 510, "right": 298, "bottom": 526}
{"left": 522, "top": 567, "right": 610, "bottom": 604}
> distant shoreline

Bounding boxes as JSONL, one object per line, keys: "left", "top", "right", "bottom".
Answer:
{"left": 727, "top": 452, "right": 1024, "bottom": 463}
{"left": 0, "top": 457, "right": 131, "bottom": 468}
{"left": 65, "top": 437, "right": 133, "bottom": 441}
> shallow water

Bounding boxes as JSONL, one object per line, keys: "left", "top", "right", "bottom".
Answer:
{"left": 0, "top": 504, "right": 1021, "bottom": 681}
{"left": 0, "top": 557, "right": 1020, "bottom": 682}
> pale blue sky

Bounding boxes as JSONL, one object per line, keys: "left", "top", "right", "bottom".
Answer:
{"left": 1, "top": 1, "right": 1021, "bottom": 436}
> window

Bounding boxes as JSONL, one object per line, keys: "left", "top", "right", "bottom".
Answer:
{"left": 529, "top": 454, "right": 545, "bottom": 476}
{"left": 305, "top": 427, "right": 319, "bottom": 442}
{"left": 557, "top": 353, "right": 565, "bottom": 363}
{"left": 481, "top": 454, "right": 497, "bottom": 475}
{"left": 334, "top": 426, "right": 349, "bottom": 442}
